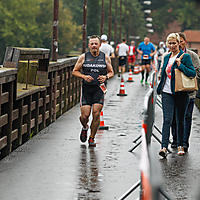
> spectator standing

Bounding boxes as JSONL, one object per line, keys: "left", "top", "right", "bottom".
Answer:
{"left": 178, "top": 32, "right": 200, "bottom": 152}
{"left": 157, "top": 33, "right": 196, "bottom": 158}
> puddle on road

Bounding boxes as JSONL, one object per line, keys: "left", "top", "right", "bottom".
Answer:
{"left": 75, "top": 145, "right": 102, "bottom": 200}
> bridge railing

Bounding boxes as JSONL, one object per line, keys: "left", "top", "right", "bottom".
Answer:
{"left": 0, "top": 47, "right": 119, "bottom": 159}
{"left": 0, "top": 48, "right": 82, "bottom": 159}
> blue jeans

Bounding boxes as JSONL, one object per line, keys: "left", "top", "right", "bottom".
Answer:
{"left": 161, "top": 92, "right": 189, "bottom": 148}
{"left": 171, "top": 107, "right": 177, "bottom": 144}
{"left": 183, "top": 98, "right": 195, "bottom": 148}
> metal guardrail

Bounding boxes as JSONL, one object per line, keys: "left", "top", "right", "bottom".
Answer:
{"left": 119, "top": 72, "right": 173, "bottom": 199}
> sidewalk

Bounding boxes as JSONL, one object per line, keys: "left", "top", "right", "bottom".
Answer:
{"left": 153, "top": 94, "right": 200, "bottom": 199}
{"left": 0, "top": 72, "right": 199, "bottom": 200}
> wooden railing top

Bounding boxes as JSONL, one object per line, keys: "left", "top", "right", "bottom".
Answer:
{"left": 14, "top": 47, "right": 50, "bottom": 55}
{"left": 16, "top": 83, "right": 46, "bottom": 100}
{"left": 0, "top": 67, "right": 17, "bottom": 78}
{"left": 48, "top": 57, "right": 78, "bottom": 72}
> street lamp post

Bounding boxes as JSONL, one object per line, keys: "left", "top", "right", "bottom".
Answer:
{"left": 114, "top": 0, "right": 118, "bottom": 46}
{"left": 108, "top": 0, "right": 112, "bottom": 42}
{"left": 119, "top": 0, "right": 122, "bottom": 41}
{"left": 100, "top": 0, "right": 105, "bottom": 35}
{"left": 52, "top": 0, "right": 59, "bottom": 61}
{"left": 142, "top": 0, "right": 154, "bottom": 34}
{"left": 82, "top": 0, "right": 87, "bottom": 53}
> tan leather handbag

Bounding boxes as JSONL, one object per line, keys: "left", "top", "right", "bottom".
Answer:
{"left": 175, "top": 53, "right": 198, "bottom": 92}
{"left": 175, "top": 68, "right": 198, "bottom": 92}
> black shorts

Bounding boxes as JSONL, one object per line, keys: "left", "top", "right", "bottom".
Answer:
{"left": 141, "top": 59, "right": 151, "bottom": 65}
{"left": 119, "top": 56, "right": 127, "bottom": 66}
{"left": 81, "top": 85, "right": 104, "bottom": 106}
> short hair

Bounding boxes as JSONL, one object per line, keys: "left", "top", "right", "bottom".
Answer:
{"left": 89, "top": 35, "right": 101, "bottom": 42}
{"left": 122, "top": 38, "right": 126, "bottom": 42}
{"left": 166, "top": 33, "right": 180, "bottom": 45}
{"left": 178, "top": 32, "right": 187, "bottom": 41}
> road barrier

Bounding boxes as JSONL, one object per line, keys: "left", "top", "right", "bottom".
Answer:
{"left": 119, "top": 84, "right": 172, "bottom": 199}
{"left": 129, "top": 88, "right": 155, "bottom": 152}
{"left": 129, "top": 72, "right": 172, "bottom": 153}
{"left": 119, "top": 70, "right": 173, "bottom": 199}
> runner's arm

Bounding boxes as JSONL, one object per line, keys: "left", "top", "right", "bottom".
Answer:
{"left": 126, "top": 47, "right": 129, "bottom": 56}
{"left": 105, "top": 55, "right": 114, "bottom": 79}
{"left": 97, "top": 55, "right": 114, "bottom": 83}
{"left": 137, "top": 48, "right": 143, "bottom": 55}
{"left": 110, "top": 46, "right": 115, "bottom": 58}
{"left": 115, "top": 46, "right": 119, "bottom": 55}
{"left": 150, "top": 45, "right": 157, "bottom": 57}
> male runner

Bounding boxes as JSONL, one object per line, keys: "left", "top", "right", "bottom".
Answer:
{"left": 100, "top": 34, "right": 115, "bottom": 58}
{"left": 72, "top": 35, "right": 114, "bottom": 147}
{"left": 116, "top": 39, "right": 129, "bottom": 77}
{"left": 137, "top": 37, "right": 156, "bottom": 85}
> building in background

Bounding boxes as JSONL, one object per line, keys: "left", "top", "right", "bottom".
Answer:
{"left": 183, "top": 30, "right": 200, "bottom": 55}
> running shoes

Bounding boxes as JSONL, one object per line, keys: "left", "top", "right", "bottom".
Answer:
{"left": 80, "top": 127, "right": 88, "bottom": 142}
{"left": 88, "top": 137, "right": 96, "bottom": 147}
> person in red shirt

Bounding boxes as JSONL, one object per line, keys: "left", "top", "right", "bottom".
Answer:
{"left": 128, "top": 41, "right": 136, "bottom": 71}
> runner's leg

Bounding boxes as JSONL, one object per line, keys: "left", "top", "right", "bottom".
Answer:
{"left": 90, "top": 103, "right": 103, "bottom": 138}
{"left": 145, "top": 64, "right": 151, "bottom": 82}
{"left": 80, "top": 105, "right": 91, "bottom": 129}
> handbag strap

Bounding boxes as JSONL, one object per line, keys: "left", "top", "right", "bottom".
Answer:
{"left": 179, "top": 53, "right": 185, "bottom": 60}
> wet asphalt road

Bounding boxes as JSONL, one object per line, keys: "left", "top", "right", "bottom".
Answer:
{"left": 0, "top": 73, "right": 200, "bottom": 200}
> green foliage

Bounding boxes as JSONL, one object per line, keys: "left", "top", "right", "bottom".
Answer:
{"left": 62, "top": 0, "right": 147, "bottom": 45}
{"left": 175, "top": 1, "right": 200, "bottom": 30}
{"left": 152, "top": 0, "right": 200, "bottom": 34}
{"left": 62, "top": 0, "right": 83, "bottom": 25}
{"left": 0, "top": 0, "right": 82, "bottom": 62}
{"left": 124, "top": 0, "right": 147, "bottom": 42}
{"left": 58, "top": 1, "right": 81, "bottom": 54}
{"left": 87, "top": 0, "right": 101, "bottom": 36}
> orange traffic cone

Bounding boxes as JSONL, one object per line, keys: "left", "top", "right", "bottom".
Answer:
{"left": 127, "top": 69, "right": 134, "bottom": 82}
{"left": 99, "top": 111, "right": 109, "bottom": 130}
{"left": 117, "top": 76, "right": 127, "bottom": 96}
{"left": 133, "top": 65, "right": 142, "bottom": 74}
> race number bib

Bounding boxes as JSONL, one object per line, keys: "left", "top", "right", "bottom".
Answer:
{"left": 100, "top": 83, "right": 107, "bottom": 94}
{"left": 143, "top": 55, "right": 149, "bottom": 59}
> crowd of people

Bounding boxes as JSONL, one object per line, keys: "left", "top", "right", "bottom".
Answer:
{"left": 72, "top": 33, "right": 200, "bottom": 158}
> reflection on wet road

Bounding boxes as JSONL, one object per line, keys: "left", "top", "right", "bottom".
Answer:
{"left": 0, "top": 74, "right": 199, "bottom": 200}
{"left": 76, "top": 145, "right": 101, "bottom": 199}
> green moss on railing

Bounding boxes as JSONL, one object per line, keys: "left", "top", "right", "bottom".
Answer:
{"left": 17, "top": 62, "right": 38, "bottom": 84}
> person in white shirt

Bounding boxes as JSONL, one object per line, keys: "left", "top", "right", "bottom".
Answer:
{"left": 157, "top": 41, "right": 167, "bottom": 71}
{"left": 100, "top": 34, "right": 115, "bottom": 58}
{"left": 116, "top": 38, "right": 129, "bottom": 77}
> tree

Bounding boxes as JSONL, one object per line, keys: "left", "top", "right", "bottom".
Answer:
{"left": 152, "top": 0, "right": 200, "bottom": 34}
{"left": 58, "top": 1, "right": 81, "bottom": 55}
{"left": 0, "top": 0, "right": 82, "bottom": 62}
{"left": 87, "top": 0, "right": 101, "bottom": 36}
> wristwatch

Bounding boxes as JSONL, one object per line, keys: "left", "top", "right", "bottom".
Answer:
{"left": 106, "top": 74, "right": 109, "bottom": 80}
